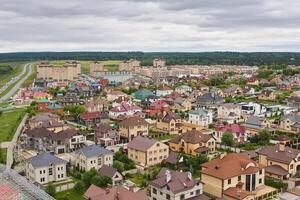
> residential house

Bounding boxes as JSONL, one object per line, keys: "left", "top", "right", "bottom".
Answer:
{"left": 119, "top": 116, "right": 149, "bottom": 141}
{"left": 156, "top": 111, "right": 182, "bottom": 134}
{"left": 127, "top": 136, "right": 169, "bottom": 167}
{"left": 93, "top": 124, "right": 120, "bottom": 147}
{"left": 149, "top": 168, "right": 210, "bottom": 200}
{"left": 243, "top": 86, "right": 255, "bottom": 95}
{"left": 109, "top": 101, "right": 142, "bottom": 120}
{"left": 79, "top": 111, "right": 102, "bottom": 126}
{"left": 83, "top": 184, "right": 148, "bottom": 200}
{"left": 85, "top": 97, "right": 109, "bottom": 112}
{"left": 258, "top": 143, "right": 300, "bottom": 179}
{"left": 239, "top": 102, "right": 267, "bottom": 117}
{"left": 280, "top": 114, "right": 300, "bottom": 132}
{"left": 217, "top": 103, "right": 242, "bottom": 124}
{"left": 145, "top": 99, "right": 170, "bottom": 116}
{"left": 195, "top": 92, "right": 224, "bottom": 108}
{"left": 22, "top": 128, "right": 86, "bottom": 154}
{"left": 201, "top": 153, "right": 277, "bottom": 200}
{"left": 175, "top": 85, "right": 192, "bottom": 95}
{"left": 215, "top": 122, "right": 248, "bottom": 143}
{"left": 132, "top": 89, "right": 154, "bottom": 101}
{"left": 258, "top": 90, "right": 276, "bottom": 101}
{"left": 27, "top": 112, "right": 63, "bottom": 130}
{"left": 188, "top": 108, "right": 213, "bottom": 128}
{"left": 99, "top": 165, "right": 123, "bottom": 185}
{"left": 243, "top": 116, "right": 272, "bottom": 135}
{"left": 74, "top": 145, "right": 114, "bottom": 171}
{"left": 169, "top": 130, "right": 216, "bottom": 155}
{"left": 223, "top": 84, "right": 243, "bottom": 97}
{"left": 25, "top": 153, "right": 67, "bottom": 184}
{"left": 156, "top": 85, "right": 173, "bottom": 97}
{"left": 106, "top": 90, "right": 128, "bottom": 102}
{"left": 247, "top": 78, "right": 259, "bottom": 86}
{"left": 61, "top": 92, "right": 85, "bottom": 106}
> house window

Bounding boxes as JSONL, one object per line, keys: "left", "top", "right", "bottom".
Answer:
{"left": 190, "top": 191, "right": 194, "bottom": 195}
{"left": 196, "top": 189, "right": 200, "bottom": 195}
{"left": 228, "top": 179, "right": 231, "bottom": 185}
{"left": 238, "top": 176, "right": 241, "bottom": 181}
{"left": 180, "top": 194, "right": 185, "bottom": 200}
{"left": 152, "top": 188, "right": 157, "bottom": 194}
{"left": 259, "top": 178, "right": 262, "bottom": 184}
{"left": 259, "top": 170, "right": 262, "bottom": 175}
{"left": 49, "top": 168, "right": 53, "bottom": 175}
{"left": 166, "top": 194, "right": 170, "bottom": 199}
{"left": 290, "top": 164, "right": 293, "bottom": 169}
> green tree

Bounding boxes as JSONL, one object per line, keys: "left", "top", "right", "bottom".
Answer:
{"left": 113, "top": 160, "right": 125, "bottom": 172}
{"left": 221, "top": 132, "right": 234, "bottom": 146}
{"left": 258, "top": 129, "right": 270, "bottom": 145}
{"left": 64, "top": 105, "right": 85, "bottom": 120}
{"left": 82, "top": 168, "right": 98, "bottom": 187}
{"left": 45, "top": 183, "right": 56, "bottom": 197}
{"left": 73, "top": 181, "right": 84, "bottom": 191}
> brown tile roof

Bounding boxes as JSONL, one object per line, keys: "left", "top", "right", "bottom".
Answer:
{"left": 99, "top": 165, "right": 119, "bottom": 178}
{"left": 83, "top": 185, "right": 148, "bottom": 200}
{"left": 169, "top": 130, "right": 213, "bottom": 144}
{"left": 265, "top": 165, "right": 288, "bottom": 176}
{"left": 150, "top": 168, "right": 201, "bottom": 194}
{"left": 224, "top": 187, "right": 254, "bottom": 199}
{"left": 158, "top": 111, "right": 180, "bottom": 123}
{"left": 127, "top": 136, "right": 156, "bottom": 152}
{"left": 119, "top": 116, "right": 148, "bottom": 127}
{"left": 201, "top": 153, "right": 264, "bottom": 180}
{"left": 25, "top": 127, "right": 79, "bottom": 141}
{"left": 165, "top": 151, "right": 179, "bottom": 164}
{"left": 258, "top": 144, "right": 300, "bottom": 164}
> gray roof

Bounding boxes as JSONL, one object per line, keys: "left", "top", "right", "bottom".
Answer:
{"left": 188, "top": 108, "right": 208, "bottom": 116}
{"left": 244, "top": 116, "right": 263, "bottom": 126}
{"left": 27, "top": 153, "right": 66, "bottom": 168}
{"left": 99, "top": 165, "right": 119, "bottom": 177}
{"left": 75, "top": 145, "right": 113, "bottom": 158}
{"left": 281, "top": 114, "right": 300, "bottom": 123}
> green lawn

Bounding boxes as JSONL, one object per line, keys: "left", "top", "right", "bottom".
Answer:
{"left": 56, "top": 189, "right": 84, "bottom": 200}
{"left": 0, "top": 108, "right": 26, "bottom": 142}
{"left": 125, "top": 173, "right": 146, "bottom": 187}
{"left": 0, "top": 149, "right": 7, "bottom": 164}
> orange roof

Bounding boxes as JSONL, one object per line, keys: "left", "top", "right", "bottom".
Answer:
{"left": 201, "top": 153, "right": 264, "bottom": 180}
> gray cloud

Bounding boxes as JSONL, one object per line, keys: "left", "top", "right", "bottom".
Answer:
{"left": 0, "top": 0, "right": 300, "bottom": 52}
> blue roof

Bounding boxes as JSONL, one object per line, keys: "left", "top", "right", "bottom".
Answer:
{"left": 27, "top": 153, "right": 66, "bottom": 168}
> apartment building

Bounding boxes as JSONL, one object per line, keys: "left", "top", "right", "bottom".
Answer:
{"left": 90, "top": 61, "right": 106, "bottom": 77}
{"left": 149, "top": 168, "right": 209, "bottom": 200}
{"left": 201, "top": 153, "right": 277, "bottom": 200}
{"left": 74, "top": 145, "right": 114, "bottom": 171}
{"left": 119, "top": 116, "right": 149, "bottom": 141}
{"left": 37, "top": 60, "right": 81, "bottom": 84}
{"left": 127, "top": 136, "right": 169, "bottom": 167}
{"left": 169, "top": 130, "right": 216, "bottom": 155}
{"left": 153, "top": 58, "right": 166, "bottom": 68}
{"left": 25, "top": 153, "right": 67, "bottom": 184}
{"left": 217, "top": 103, "right": 242, "bottom": 124}
{"left": 119, "top": 59, "right": 140, "bottom": 71}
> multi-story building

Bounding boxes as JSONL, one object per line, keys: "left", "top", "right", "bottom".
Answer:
{"left": 119, "top": 59, "right": 140, "bottom": 71}
{"left": 153, "top": 58, "right": 166, "bottom": 68}
{"left": 201, "top": 153, "right": 278, "bottom": 200}
{"left": 169, "top": 130, "right": 216, "bottom": 155}
{"left": 37, "top": 60, "right": 81, "bottom": 85}
{"left": 119, "top": 116, "right": 149, "bottom": 141}
{"left": 109, "top": 101, "right": 142, "bottom": 119}
{"left": 188, "top": 108, "right": 213, "bottom": 127}
{"left": 74, "top": 145, "right": 114, "bottom": 171}
{"left": 217, "top": 103, "right": 242, "bottom": 124}
{"left": 90, "top": 61, "right": 106, "bottom": 77}
{"left": 156, "top": 111, "right": 182, "bottom": 134}
{"left": 22, "top": 127, "right": 86, "bottom": 154}
{"left": 127, "top": 136, "right": 169, "bottom": 167}
{"left": 93, "top": 124, "right": 120, "bottom": 147}
{"left": 149, "top": 168, "right": 209, "bottom": 200}
{"left": 258, "top": 143, "right": 300, "bottom": 179}
{"left": 25, "top": 153, "right": 67, "bottom": 184}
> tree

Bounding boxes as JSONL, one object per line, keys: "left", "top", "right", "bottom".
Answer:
{"left": 64, "top": 105, "right": 85, "bottom": 120}
{"left": 258, "top": 129, "right": 270, "bottom": 145}
{"left": 74, "top": 181, "right": 84, "bottom": 191}
{"left": 45, "top": 183, "right": 56, "bottom": 197}
{"left": 113, "top": 160, "right": 125, "bottom": 172}
{"left": 221, "top": 132, "right": 234, "bottom": 146}
{"left": 82, "top": 168, "right": 98, "bottom": 187}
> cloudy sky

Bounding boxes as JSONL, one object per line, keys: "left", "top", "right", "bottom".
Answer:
{"left": 1, "top": 0, "right": 300, "bottom": 52}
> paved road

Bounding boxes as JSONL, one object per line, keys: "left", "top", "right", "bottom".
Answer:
{"left": 0, "top": 63, "right": 32, "bottom": 102}
{"left": 4, "top": 114, "right": 28, "bottom": 169}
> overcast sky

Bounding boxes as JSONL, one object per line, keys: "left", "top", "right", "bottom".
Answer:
{"left": 1, "top": 0, "right": 300, "bottom": 52}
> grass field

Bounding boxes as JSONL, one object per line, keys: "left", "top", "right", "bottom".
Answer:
{"left": 48, "top": 60, "right": 121, "bottom": 74}
{"left": 0, "top": 61, "right": 27, "bottom": 88}
{"left": 0, "top": 149, "right": 7, "bottom": 164}
{"left": 56, "top": 189, "right": 84, "bottom": 200}
{"left": 21, "top": 63, "right": 37, "bottom": 88}
{"left": 0, "top": 108, "right": 26, "bottom": 142}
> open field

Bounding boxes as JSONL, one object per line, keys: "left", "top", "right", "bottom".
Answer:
{"left": 48, "top": 60, "right": 121, "bottom": 74}
{"left": 0, "top": 61, "right": 27, "bottom": 88}
{"left": 0, "top": 149, "right": 7, "bottom": 164}
{"left": 0, "top": 108, "right": 26, "bottom": 142}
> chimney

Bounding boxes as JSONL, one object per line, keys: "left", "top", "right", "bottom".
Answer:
{"left": 187, "top": 172, "right": 192, "bottom": 181}
{"left": 166, "top": 170, "right": 171, "bottom": 183}
{"left": 279, "top": 142, "right": 285, "bottom": 152}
